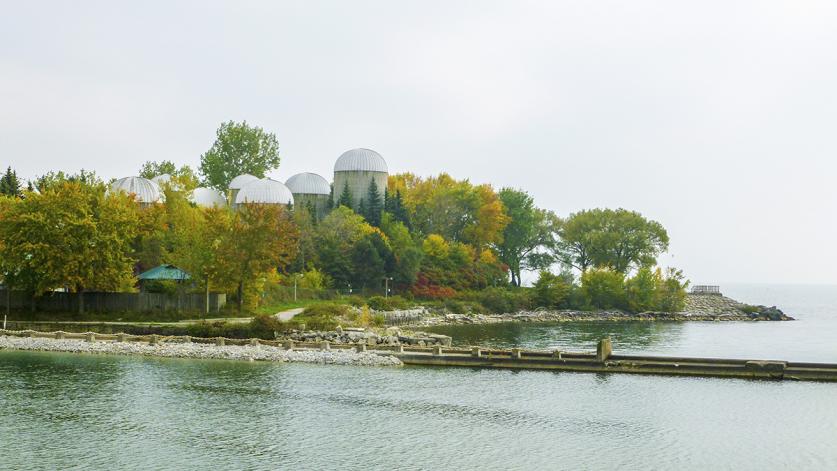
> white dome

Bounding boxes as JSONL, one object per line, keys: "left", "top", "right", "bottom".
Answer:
{"left": 109, "top": 177, "right": 164, "bottom": 204}
{"left": 189, "top": 187, "right": 227, "bottom": 208}
{"left": 229, "top": 174, "right": 259, "bottom": 190}
{"left": 234, "top": 178, "right": 294, "bottom": 205}
{"left": 285, "top": 172, "right": 330, "bottom": 196}
{"left": 334, "top": 148, "right": 388, "bottom": 173}
{"left": 151, "top": 174, "right": 172, "bottom": 185}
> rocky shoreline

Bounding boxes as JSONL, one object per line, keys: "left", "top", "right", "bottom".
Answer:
{"left": 396, "top": 294, "right": 793, "bottom": 328}
{"left": 284, "top": 326, "right": 452, "bottom": 347}
{"left": 0, "top": 335, "right": 403, "bottom": 367}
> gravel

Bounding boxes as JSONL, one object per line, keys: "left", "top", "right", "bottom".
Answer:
{"left": 0, "top": 335, "right": 403, "bottom": 367}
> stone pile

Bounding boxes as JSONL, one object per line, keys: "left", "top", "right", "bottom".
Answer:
{"left": 284, "top": 327, "right": 452, "bottom": 347}
{"left": 0, "top": 336, "right": 403, "bottom": 367}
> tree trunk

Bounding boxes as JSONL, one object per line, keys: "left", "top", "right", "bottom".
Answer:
{"left": 204, "top": 275, "right": 210, "bottom": 318}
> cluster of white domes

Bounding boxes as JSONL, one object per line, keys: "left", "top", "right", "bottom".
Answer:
{"left": 109, "top": 176, "right": 165, "bottom": 204}
{"left": 234, "top": 178, "right": 294, "bottom": 206}
{"left": 109, "top": 147, "right": 387, "bottom": 211}
{"left": 334, "top": 148, "right": 388, "bottom": 173}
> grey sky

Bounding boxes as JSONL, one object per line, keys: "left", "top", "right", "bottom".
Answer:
{"left": 2, "top": 1, "right": 836, "bottom": 284}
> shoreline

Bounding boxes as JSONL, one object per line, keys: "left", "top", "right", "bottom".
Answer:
{"left": 0, "top": 335, "right": 402, "bottom": 367}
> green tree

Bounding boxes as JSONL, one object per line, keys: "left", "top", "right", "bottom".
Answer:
{"left": 199, "top": 121, "right": 281, "bottom": 191}
{"left": 214, "top": 203, "right": 299, "bottom": 311}
{"left": 34, "top": 169, "right": 102, "bottom": 192}
{"left": 532, "top": 270, "right": 573, "bottom": 309}
{"left": 559, "top": 208, "right": 669, "bottom": 273}
{"left": 336, "top": 181, "right": 353, "bottom": 209}
{"left": 139, "top": 160, "right": 199, "bottom": 190}
{"left": 314, "top": 206, "right": 377, "bottom": 288}
{"left": 497, "top": 188, "right": 561, "bottom": 286}
{"left": 365, "top": 178, "right": 383, "bottom": 226}
{"left": 0, "top": 167, "right": 22, "bottom": 198}
{"left": 0, "top": 181, "right": 140, "bottom": 313}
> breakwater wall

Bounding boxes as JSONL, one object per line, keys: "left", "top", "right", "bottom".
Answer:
{"left": 2, "top": 330, "right": 834, "bottom": 382}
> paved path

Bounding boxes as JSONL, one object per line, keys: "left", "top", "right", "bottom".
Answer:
{"left": 275, "top": 308, "right": 305, "bottom": 322}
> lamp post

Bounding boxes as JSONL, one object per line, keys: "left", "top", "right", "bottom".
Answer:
{"left": 384, "top": 277, "right": 393, "bottom": 299}
{"left": 293, "top": 273, "right": 303, "bottom": 302}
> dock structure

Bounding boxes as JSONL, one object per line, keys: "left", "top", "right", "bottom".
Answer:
{"left": 2, "top": 330, "right": 836, "bottom": 382}
{"left": 387, "top": 338, "right": 837, "bottom": 382}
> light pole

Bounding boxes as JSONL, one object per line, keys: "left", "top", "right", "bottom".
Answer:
{"left": 384, "top": 277, "right": 393, "bottom": 298}
{"left": 293, "top": 273, "right": 302, "bottom": 302}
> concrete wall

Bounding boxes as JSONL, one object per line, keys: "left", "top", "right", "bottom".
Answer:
{"left": 333, "top": 170, "right": 387, "bottom": 212}
{"left": 0, "top": 290, "right": 226, "bottom": 313}
{"left": 293, "top": 193, "right": 330, "bottom": 220}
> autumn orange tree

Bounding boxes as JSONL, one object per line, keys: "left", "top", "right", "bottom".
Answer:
{"left": 214, "top": 203, "right": 299, "bottom": 311}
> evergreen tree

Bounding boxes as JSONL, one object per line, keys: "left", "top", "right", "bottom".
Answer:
{"left": 358, "top": 198, "right": 367, "bottom": 220}
{"left": 337, "top": 181, "right": 353, "bottom": 209}
{"left": 305, "top": 199, "right": 318, "bottom": 224}
{"left": 392, "top": 189, "right": 410, "bottom": 228}
{"left": 0, "top": 167, "right": 22, "bottom": 198}
{"left": 326, "top": 184, "right": 334, "bottom": 211}
{"left": 365, "top": 178, "right": 383, "bottom": 227}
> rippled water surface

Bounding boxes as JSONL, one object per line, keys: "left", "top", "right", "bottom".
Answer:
{"left": 1, "top": 284, "right": 836, "bottom": 470}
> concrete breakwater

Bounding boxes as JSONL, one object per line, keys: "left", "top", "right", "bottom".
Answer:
{"left": 0, "top": 330, "right": 402, "bottom": 367}
{"left": 396, "top": 338, "right": 837, "bottom": 382}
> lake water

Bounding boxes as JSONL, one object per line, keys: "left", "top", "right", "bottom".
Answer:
{"left": 1, "top": 283, "right": 836, "bottom": 470}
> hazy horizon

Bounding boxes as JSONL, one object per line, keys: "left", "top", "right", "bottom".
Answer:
{"left": 2, "top": 1, "right": 836, "bottom": 285}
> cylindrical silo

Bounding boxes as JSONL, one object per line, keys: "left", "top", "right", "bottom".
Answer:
{"left": 285, "top": 172, "right": 331, "bottom": 219}
{"left": 332, "top": 148, "right": 388, "bottom": 212}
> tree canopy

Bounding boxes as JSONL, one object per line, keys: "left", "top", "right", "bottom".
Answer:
{"left": 497, "top": 188, "right": 561, "bottom": 286}
{"left": 558, "top": 208, "right": 669, "bottom": 273}
{"left": 199, "top": 121, "right": 281, "bottom": 191}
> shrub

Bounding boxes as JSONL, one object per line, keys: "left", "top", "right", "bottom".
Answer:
{"left": 625, "top": 267, "right": 657, "bottom": 312}
{"left": 580, "top": 269, "right": 626, "bottom": 310}
{"left": 654, "top": 267, "right": 689, "bottom": 312}
{"left": 473, "top": 287, "right": 531, "bottom": 314}
{"left": 532, "top": 271, "right": 573, "bottom": 309}
{"left": 249, "top": 314, "right": 285, "bottom": 338}
{"left": 372, "top": 313, "right": 385, "bottom": 327}
{"left": 295, "top": 303, "right": 348, "bottom": 331}
{"left": 367, "top": 295, "right": 409, "bottom": 311}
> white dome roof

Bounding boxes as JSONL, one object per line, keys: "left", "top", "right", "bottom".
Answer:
{"left": 189, "top": 187, "right": 227, "bottom": 208}
{"left": 229, "top": 174, "right": 259, "bottom": 190}
{"left": 334, "top": 148, "right": 388, "bottom": 173}
{"left": 234, "top": 178, "right": 294, "bottom": 205}
{"left": 151, "top": 174, "right": 172, "bottom": 185}
{"left": 285, "top": 172, "right": 330, "bottom": 196}
{"left": 109, "top": 177, "right": 164, "bottom": 204}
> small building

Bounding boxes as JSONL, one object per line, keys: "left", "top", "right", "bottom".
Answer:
{"left": 109, "top": 176, "right": 165, "bottom": 207}
{"left": 137, "top": 264, "right": 191, "bottom": 292}
{"left": 333, "top": 148, "right": 388, "bottom": 212}
{"left": 285, "top": 172, "right": 331, "bottom": 219}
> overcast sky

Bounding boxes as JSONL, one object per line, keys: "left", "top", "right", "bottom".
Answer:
{"left": 2, "top": 1, "right": 836, "bottom": 285}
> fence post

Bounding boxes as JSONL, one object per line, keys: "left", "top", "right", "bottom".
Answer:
{"left": 55, "top": 331, "right": 65, "bottom": 340}
{"left": 116, "top": 333, "right": 126, "bottom": 342}
{"left": 471, "top": 347, "right": 482, "bottom": 358}
{"left": 85, "top": 332, "right": 96, "bottom": 342}
{"left": 215, "top": 337, "right": 225, "bottom": 346}
{"left": 283, "top": 340, "right": 294, "bottom": 350}
{"left": 149, "top": 334, "right": 159, "bottom": 345}
{"left": 510, "top": 348, "right": 522, "bottom": 359}
{"left": 321, "top": 341, "right": 330, "bottom": 351}
{"left": 432, "top": 345, "right": 443, "bottom": 356}
{"left": 597, "top": 338, "right": 612, "bottom": 362}
{"left": 356, "top": 344, "right": 367, "bottom": 353}
{"left": 250, "top": 338, "right": 260, "bottom": 346}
